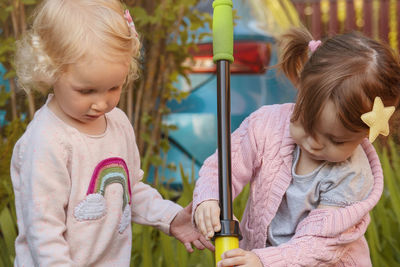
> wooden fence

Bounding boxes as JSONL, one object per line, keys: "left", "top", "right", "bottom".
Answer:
{"left": 291, "top": 0, "right": 400, "bottom": 52}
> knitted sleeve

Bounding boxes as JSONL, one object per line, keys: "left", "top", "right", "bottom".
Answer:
{"left": 252, "top": 214, "right": 371, "bottom": 266}
{"left": 192, "top": 105, "right": 273, "bottom": 215}
{"left": 253, "top": 235, "right": 354, "bottom": 266}
{"left": 11, "top": 127, "right": 74, "bottom": 266}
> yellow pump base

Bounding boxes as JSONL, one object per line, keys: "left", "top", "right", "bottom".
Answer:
{"left": 215, "top": 236, "right": 239, "bottom": 266}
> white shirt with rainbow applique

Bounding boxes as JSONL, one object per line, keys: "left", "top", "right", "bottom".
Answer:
{"left": 11, "top": 95, "right": 182, "bottom": 267}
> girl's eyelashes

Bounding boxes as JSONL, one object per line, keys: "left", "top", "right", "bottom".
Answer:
{"left": 78, "top": 86, "right": 120, "bottom": 94}
{"left": 110, "top": 86, "right": 120, "bottom": 91}
{"left": 79, "top": 89, "right": 95, "bottom": 95}
{"left": 330, "top": 139, "right": 345, "bottom": 145}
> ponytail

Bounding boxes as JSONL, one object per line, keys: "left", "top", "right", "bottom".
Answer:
{"left": 278, "top": 28, "right": 313, "bottom": 86}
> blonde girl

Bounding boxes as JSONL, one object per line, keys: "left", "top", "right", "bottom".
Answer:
{"left": 11, "top": 0, "right": 212, "bottom": 266}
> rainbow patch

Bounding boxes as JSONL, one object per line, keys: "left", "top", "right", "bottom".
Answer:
{"left": 87, "top": 157, "right": 132, "bottom": 210}
{"left": 74, "top": 157, "right": 132, "bottom": 233}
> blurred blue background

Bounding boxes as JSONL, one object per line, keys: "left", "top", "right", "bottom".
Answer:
{"left": 150, "top": 0, "right": 297, "bottom": 186}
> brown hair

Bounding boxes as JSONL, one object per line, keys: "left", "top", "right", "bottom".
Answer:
{"left": 278, "top": 28, "right": 400, "bottom": 134}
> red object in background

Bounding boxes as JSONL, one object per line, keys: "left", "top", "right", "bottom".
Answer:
{"left": 184, "top": 41, "right": 271, "bottom": 74}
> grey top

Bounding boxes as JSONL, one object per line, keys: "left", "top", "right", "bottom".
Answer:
{"left": 266, "top": 145, "right": 374, "bottom": 247}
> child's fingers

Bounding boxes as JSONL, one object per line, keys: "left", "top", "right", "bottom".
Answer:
{"left": 192, "top": 239, "right": 205, "bottom": 250}
{"left": 198, "top": 231, "right": 215, "bottom": 251}
{"left": 194, "top": 200, "right": 220, "bottom": 238}
{"left": 218, "top": 249, "right": 261, "bottom": 267}
{"left": 217, "top": 249, "right": 246, "bottom": 267}
{"left": 218, "top": 255, "right": 245, "bottom": 267}
{"left": 222, "top": 248, "right": 246, "bottom": 258}
{"left": 204, "top": 208, "right": 216, "bottom": 238}
{"left": 211, "top": 206, "right": 221, "bottom": 232}
{"left": 194, "top": 208, "right": 208, "bottom": 237}
{"left": 183, "top": 242, "right": 194, "bottom": 253}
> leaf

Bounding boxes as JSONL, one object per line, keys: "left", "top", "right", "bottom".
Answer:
{"left": 381, "top": 147, "right": 400, "bottom": 223}
{"left": 140, "top": 226, "right": 153, "bottom": 267}
{"left": 159, "top": 233, "right": 176, "bottom": 267}
{"left": 176, "top": 164, "right": 193, "bottom": 206}
{"left": 21, "top": 0, "right": 37, "bottom": 5}
{"left": 366, "top": 140, "right": 400, "bottom": 265}
{"left": 4, "top": 70, "right": 15, "bottom": 80}
{"left": 0, "top": 85, "right": 10, "bottom": 106}
{"left": 166, "top": 43, "right": 181, "bottom": 53}
{"left": 180, "top": 30, "right": 188, "bottom": 44}
{"left": 149, "top": 154, "right": 163, "bottom": 166}
{"left": 0, "top": 9, "right": 10, "bottom": 22}
{"left": 131, "top": 7, "right": 149, "bottom": 26}
{"left": 159, "top": 138, "right": 170, "bottom": 153}
{"left": 0, "top": 234, "right": 13, "bottom": 267}
{"left": 0, "top": 207, "right": 17, "bottom": 260}
{"left": 4, "top": 6, "right": 13, "bottom": 13}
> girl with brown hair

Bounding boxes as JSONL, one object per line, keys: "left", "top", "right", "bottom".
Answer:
{"left": 193, "top": 28, "right": 400, "bottom": 266}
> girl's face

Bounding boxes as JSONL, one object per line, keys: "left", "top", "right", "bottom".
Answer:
{"left": 290, "top": 100, "right": 367, "bottom": 163}
{"left": 52, "top": 56, "right": 129, "bottom": 133}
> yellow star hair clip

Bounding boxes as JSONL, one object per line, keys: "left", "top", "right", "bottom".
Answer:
{"left": 361, "top": 97, "right": 395, "bottom": 143}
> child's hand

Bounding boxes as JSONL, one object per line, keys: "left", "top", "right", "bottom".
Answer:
{"left": 217, "top": 248, "right": 262, "bottom": 267}
{"left": 194, "top": 200, "right": 221, "bottom": 239}
{"left": 170, "top": 202, "right": 215, "bottom": 253}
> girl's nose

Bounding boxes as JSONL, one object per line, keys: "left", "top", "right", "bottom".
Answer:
{"left": 306, "top": 135, "right": 324, "bottom": 150}
{"left": 91, "top": 100, "right": 107, "bottom": 112}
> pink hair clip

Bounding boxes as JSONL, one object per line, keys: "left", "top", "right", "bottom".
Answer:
{"left": 308, "top": 40, "right": 321, "bottom": 53}
{"left": 124, "top": 10, "right": 138, "bottom": 37}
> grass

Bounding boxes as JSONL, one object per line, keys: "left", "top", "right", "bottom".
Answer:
{"left": 366, "top": 140, "right": 400, "bottom": 267}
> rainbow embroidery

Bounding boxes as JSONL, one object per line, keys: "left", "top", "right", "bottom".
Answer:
{"left": 87, "top": 157, "right": 132, "bottom": 208}
{"left": 74, "top": 157, "right": 132, "bottom": 233}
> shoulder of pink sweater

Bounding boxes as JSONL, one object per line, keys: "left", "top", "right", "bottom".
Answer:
{"left": 247, "top": 103, "right": 294, "bottom": 126}
{"left": 12, "top": 107, "right": 73, "bottom": 170}
{"left": 24, "top": 105, "right": 75, "bottom": 145}
{"left": 294, "top": 139, "right": 383, "bottom": 238}
{"left": 232, "top": 103, "right": 294, "bottom": 143}
{"left": 234, "top": 103, "right": 295, "bottom": 160}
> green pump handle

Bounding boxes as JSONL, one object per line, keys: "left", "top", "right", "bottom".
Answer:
{"left": 212, "top": 0, "right": 234, "bottom": 63}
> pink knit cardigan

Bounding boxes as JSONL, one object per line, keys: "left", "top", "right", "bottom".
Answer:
{"left": 193, "top": 103, "right": 383, "bottom": 266}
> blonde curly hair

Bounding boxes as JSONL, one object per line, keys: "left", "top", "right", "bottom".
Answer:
{"left": 15, "top": 0, "right": 140, "bottom": 93}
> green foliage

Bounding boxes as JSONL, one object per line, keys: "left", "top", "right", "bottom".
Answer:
{"left": 0, "top": 86, "right": 10, "bottom": 107}
{"left": 366, "top": 140, "right": 400, "bottom": 266}
{"left": 0, "top": 37, "right": 16, "bottom": 68}
{"left": 0, "top": 119, "right": 26, "bottom": 210}
{"left": 0, "top": 119, "right": 26, "bottom": 266}
{"left": 0, "top": 206, "right": 17, "bottom": 267}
